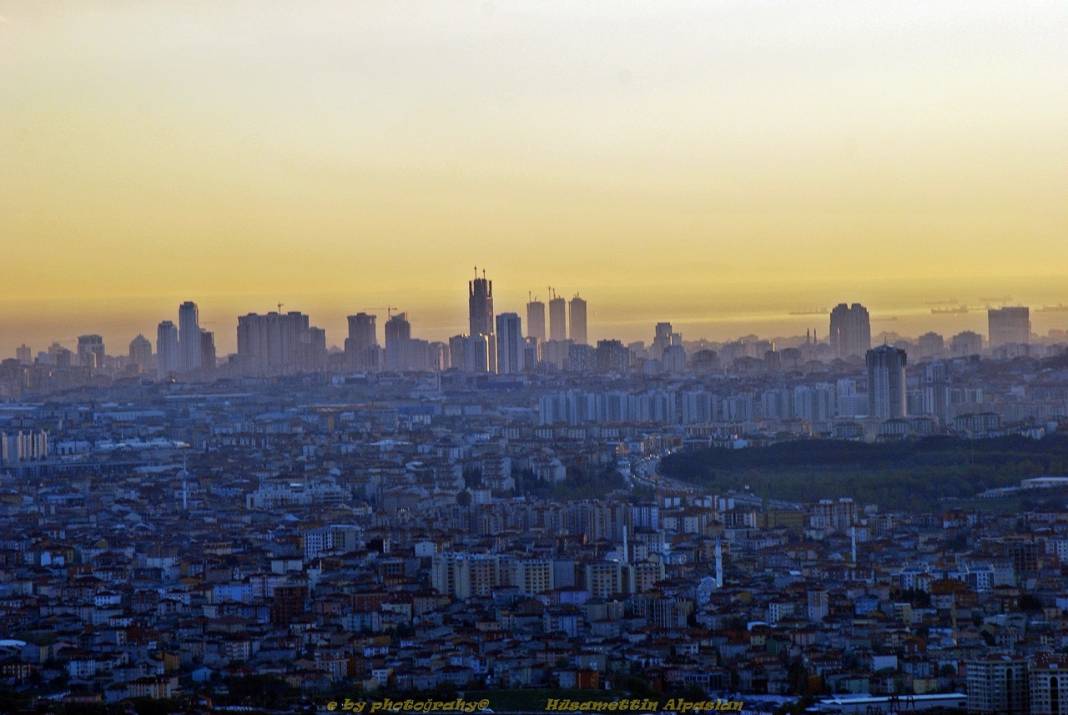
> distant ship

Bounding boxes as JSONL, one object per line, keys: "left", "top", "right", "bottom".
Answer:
{"left": 1038, "top": 304, "right": 1068, "bottom": 313}
{"left": 931, "top": 305, "right": 969, "bottom": 315}
{"left": 925, "top": 299, "right": 959, "bottom": 306}
{"left": 788, "top": 308, "right": 829, "bottom": 316}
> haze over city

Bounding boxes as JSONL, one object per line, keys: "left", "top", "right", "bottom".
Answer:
{"left": 3, "top": 1, "right": 1068, "bottom": 355}
{"left": 9, "top": 3, "right": 1068, "bottom": 714}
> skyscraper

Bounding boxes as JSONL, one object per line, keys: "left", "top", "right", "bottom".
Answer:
{"left": 866, "top": 345, "right": 907, "bottom": 419}
{"left": 988, "top": 306, "right": 1030, "bottom": 348}
{"left": 128, "top": 334, "right": 152, "bottom": 372}
{"left": 345, "top": 312, "right": 379, "bottom": 370}
{"left": 549, "top": 291, "right": 567, "bottom": 341}
{"left": 495, "top": 312, "right": 524, "bottom": 374}
{"left": 156, "top": 321, "right": 180, "bottom": 377}
{"left": 829, "top": 303, "right": 872, "bottom": 359}
{"left": 468, "top": 270, "right": 494, "bottom": 338}
{"left": 384, "top": 312, "right": 412, "bottom": 371}
{"left": 177, "top": 301, "right": 202, "bottom": 372}
{"left": 526, "top": 297, "right": 546, "bottom": 343}
{"left": 568, "top": 294, "right": 587, "bottom": 345}
{"left": 77, "top": 335, "right": 105, "bottom": 369}
{"left": 652, "top": 322, "right": 673, "bottom": 358}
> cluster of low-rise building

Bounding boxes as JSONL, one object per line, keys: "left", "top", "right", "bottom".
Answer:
{"left": 1, "top": 357, "right": 1068, "bottom": 712}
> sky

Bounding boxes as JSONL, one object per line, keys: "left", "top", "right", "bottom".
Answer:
{"left": 2, "top": 1, "right": 1067, "bottom": 355}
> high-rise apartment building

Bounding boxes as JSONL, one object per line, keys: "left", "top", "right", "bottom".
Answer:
{"left": 15, "top": 344, "right": 32, "bottom": 366}
{"left": 128, "top": 334, "right": 152, "bottom": 371}
{"left": 236, "top": 311, "right": 327, "bottom": 376}
{"left": 199, "top": 330, "right": 216, "bottom": 372}
{"left": 345, "top": 312, "right": 379, "bottom": 370}
{"left": 526, "top": 298, "right": 546, "bottom": 343}
{"left": 966, "top": 657, "right": 1028, "bottom": 715}
{"left": 829, "top": 303, "right": 872, "bottom": 359}
{"left": 384, "top": 312, "right": 412, "bottom": 371}
{"left": 915, "top": 331, "right": 944, "bottom": 359}
{"left": 595, "top": 339, "right": 629, "bottom": 373}
{"left": 77, "top": 335, "right": 105, "bottom": 369}
{"left": 866, "top": 345, "right": 907, "bottom": 419}
{"left": 549, "top": 293, "right": 567, "bottom": 341}
{"left": 1030, "top": 655, "right": 1068, "bottom": 715}
{"left": 178, "top": 301, "right": 202, "bottom": 372}
{"left": 450, "top": 333, "right": 491, "bottom": 373}
{"left": 0, "top": 430, "right": 49, "bottom": 465}
{"left": 988, "top": 306, "right": 1031, "bottom": 347}
{"left": 495, "top": 313, "right": 524, "bottom": 374}
{"left": 568, "top": 295, "right": 588, "bottom": 345}
{"left": 950, "top": 330, "right": 983, "bottom": 357}
{"left": 156, "top": 321, "right": 179, "bottom": 377}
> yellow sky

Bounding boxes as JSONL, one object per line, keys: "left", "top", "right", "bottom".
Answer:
{"left": 2, "top": 1, "right": 1067, "bottom": 353}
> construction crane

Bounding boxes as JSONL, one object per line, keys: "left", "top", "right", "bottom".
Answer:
{"left": 364, "top": 306, "right": 399, "bottom": 318}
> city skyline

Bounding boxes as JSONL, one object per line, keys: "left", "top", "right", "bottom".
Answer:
{"left": 5, "top": 274, "right": 1068, "bottom": 359}
{"left": 3, "top": 1, "right": 1068, "bottom": 355}
{"left": 5, "top": 2, "right": 1068, "bottom": 710}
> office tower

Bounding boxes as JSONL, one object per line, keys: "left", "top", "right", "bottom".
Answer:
{"left": 468, "top": 270, "right": 494, "bottom": 337}
{"left": 128, "top": 334, "right": 152, "bottom": 371}
{"left": 988, "top": 306, "right": 1031, "bottom": 347}
{"left": 199, "top": 330, "right": 216, "bottom": 372}
{"left": 568, "top": 294, "right": 588, "bottom": 345}
{"left": 15, "top": 344, "right": 32, "bottom": 365}
{"left": 595, "top": 339, "right": 629, "bottom": 373}
{"left": 526, "top": 296, "right": 546, "bottom": 343}
{"left": 77, "top": 335, "right": 105, "bottom": 369}
{"left": 829, "top": 303, "right": 872, "bottom": 358}
{"left": 950, "top": 330, "right": 983, "bottom": 357}
{"left": 915, "top": 331, "right": 944, "bottom": 359}
{"left": 236, "top": 311, "right": 327, "bottom": 376}
{"left": 549, "top": 291, "right": 567, "bottom": 341}
{"left": 156, "top": 321, "right": 180, "bottom": 377}
{"left": 384, "top": 312, "right": 412, "bottom": 371}
{"left": 178, "top": 301, "right": 202, "bottom": 372}
{"left": 495, "top": 312, "right": 524, "bottom": 374}
{"left": 866, "top": 345, "right": 907, "bottom": 419}
{"left": 652, "top": 322, "right": 673, "bottom": 358}
{"left": 345, "top": 312, "right": 379, "bottom": 370}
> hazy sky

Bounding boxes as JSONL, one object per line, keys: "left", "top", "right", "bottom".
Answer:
{"left": 2, "top": 1, "right": 1067, "bottom": 354}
